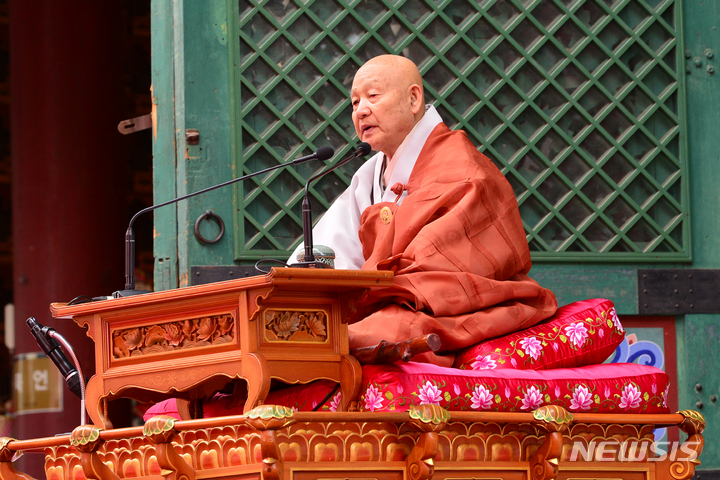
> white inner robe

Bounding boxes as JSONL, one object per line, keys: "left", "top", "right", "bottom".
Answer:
{"left": 291, "top": 105, "right": 443, "bottom": 269}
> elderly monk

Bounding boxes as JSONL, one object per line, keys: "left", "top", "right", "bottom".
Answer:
{"left": 297, "top": 55, "right": 557, "bottom": 366}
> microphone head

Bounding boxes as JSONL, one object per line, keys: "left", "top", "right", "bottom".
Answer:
{"left": 316, "top": 146, "right": 334, "bottom": 161}
{"left": 356, "top": 142, "right": 372, "bottom": 156}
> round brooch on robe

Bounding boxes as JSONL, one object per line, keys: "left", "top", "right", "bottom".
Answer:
{"left": 380, "top": 206, "right": 393, "bottom": 224}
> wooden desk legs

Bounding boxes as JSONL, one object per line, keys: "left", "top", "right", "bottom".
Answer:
{"left": 242, "top": 354, "right": 361, "bottom": 413}
{"left": 85, "top": 376, "right": 112, "bottom": 429}
{"left": 339, "top": 355, "right": 362, "bottom": 411}
{"left": 243, "top": 353, "right": 271, "bottom": 413}
{"left": 84, "top": 352, "right": 362, "bottom": 425}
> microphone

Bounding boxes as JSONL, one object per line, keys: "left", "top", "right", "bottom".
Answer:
{"left": 26, "top": 317, "right": 82, "bottom": 399}
{"left": 117, "top": 146, "right": 335, "bottom": 297}
{"left": 292, "top": 142, "right": 372, "bottom": 268}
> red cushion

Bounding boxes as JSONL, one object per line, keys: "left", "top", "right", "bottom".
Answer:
{"left": 143, "top": 398, "right": 182, "bottom": 421}
{"left": 143, "top": 380, "right": 341, "bottom": 421}
{"left": 359, "top": 361, "right": 669, "bottom": 414}
{"left": 203, "top": 380, "right": 340, "bottom": 417}
{"left": 453, "top": 298, "right": 625, "bottom": 371}
{"left": 154, "top": 362, "right": 668, "bottom": 417}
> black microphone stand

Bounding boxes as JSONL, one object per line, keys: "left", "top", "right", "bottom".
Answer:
{"left": 26, "top": 317, "right": 87, "bottom": 425}
{"left": 117, "top": 147, "right": 334, "bottom": 297}
{"left": 292, "top": 143, "right": 372, "bottom": 268}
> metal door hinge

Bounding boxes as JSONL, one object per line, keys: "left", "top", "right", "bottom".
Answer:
{"left": 190, "top": 266, "right": 261, "bottom": 286}
{"left": 638, "top": 269, "right": 720, "bottom": 314}
{"left": 118, "top": 114, "right": 152, "bottom": 134}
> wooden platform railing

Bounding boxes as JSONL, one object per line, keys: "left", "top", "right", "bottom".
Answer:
{"left": 0, "top": 407, "right": 705, "bottom": 480}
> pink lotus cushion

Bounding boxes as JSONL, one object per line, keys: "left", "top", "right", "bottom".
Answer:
{"left": 145, "top": 361, "right": 669, "bottom": 419}
{"left": 359, "top": 361, "right": 669, "bottom": 414}
{"left": 453, "top": 298, "right": 625, "bottom": 371}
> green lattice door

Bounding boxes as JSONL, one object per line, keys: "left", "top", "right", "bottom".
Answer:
{"left": 232, "top": 0, "right": 688, "bottom": 263}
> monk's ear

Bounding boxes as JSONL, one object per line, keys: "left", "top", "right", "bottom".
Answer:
{"left": 408, "top": 84, "right": 423, "bottom": 115}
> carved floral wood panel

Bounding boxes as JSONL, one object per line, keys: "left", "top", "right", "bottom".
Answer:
{"left": 43, "top": 421, "right": 665, "bottom": 478}
{"left": 111, "top": 313, "right": 235, "bottom": 359}
{"left": 264, "top": 309, "right": 328, "bottom": 342}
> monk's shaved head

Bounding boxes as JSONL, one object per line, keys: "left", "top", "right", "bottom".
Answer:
{"left": 351, "top": 55, "right": 425, "bottom": 159}
{"left": 355, "top": 55, "right": 424, "bottom": 108}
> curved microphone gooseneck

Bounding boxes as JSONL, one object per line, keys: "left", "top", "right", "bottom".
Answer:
{"left": 119, "top": 146, "right": 335, "bottom": 297}
{"left": 294, "top": 143, "right": 372, "bottom": 268}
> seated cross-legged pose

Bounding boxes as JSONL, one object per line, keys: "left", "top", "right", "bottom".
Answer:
{"left": 294, "top": 54, "right": 558, "bottom": 366}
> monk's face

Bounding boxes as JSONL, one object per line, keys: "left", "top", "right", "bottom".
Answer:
{"left": 350, "top": 57, "right": 423, "bottom": 158}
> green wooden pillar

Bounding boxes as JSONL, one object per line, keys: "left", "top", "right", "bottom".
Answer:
{"left": 152, "top": 0, "right": 236, "bottom": 290}
{"left": 677, "top": 0, "right": 720, "bottom": 468}
{"left": 151, "top": 0, "right": 178, "bottom": 291}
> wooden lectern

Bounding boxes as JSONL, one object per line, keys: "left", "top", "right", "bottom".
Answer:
{"left": 51, "top": 268, "right": 394, "bottom": 428}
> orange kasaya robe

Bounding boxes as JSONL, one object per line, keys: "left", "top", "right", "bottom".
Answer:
{"left": 347, "top": 123, "right": 558, "bottom": 366}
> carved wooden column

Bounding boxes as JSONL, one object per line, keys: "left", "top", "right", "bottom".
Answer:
{"left": 143, "top": 416, "right": 195, "bottom": 480}
{"left": 0, "top": 438, "right": 34, "bottom": 480}
{"left": 662, "top": 410, "right": 705, "bottom": 480}
{"left": 405, "top": 405, "right": 449, "bottom": 480}
{"left": 245, "top": 405, "right": 296, "bottom": 480}
{"left": 530, "top": 406, "right": 573, "bottom": 480}
{"left": 69, "top": 426, "right": 120, "bottom": 480}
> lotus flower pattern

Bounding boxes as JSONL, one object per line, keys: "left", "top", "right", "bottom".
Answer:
{"left": 521, "top": 385, "right": 543, "bottom": 410}
{"left": 564, "top": 322, "right": 588, "bottom": 348}
{"left": 570, "top": 385, "right": 593, "bottom": 410}
{"left": 619, "top": 383, "right": 642, "bottom": 410}
{"left": 470, "top": 384, "right": 493, "bottom": 410}
{"left": 418, "top": 381, "right": 442, "bottom": 405}
{"left": 329, "top": 392, "right": 342, "bottom": 412}
{"left": 364, "top": 384, "right": 383, "bottom": 412}
{"left": 471, "top": 354, "right": 497, "bottom": 370}
{"left": 610, "top": 307, "right": 624, "bottom": 332}
{"left": 305, "top": 313, "right": 327, "bottom": 339}
{"left": 263, "top": 310, "right": 329, "bottom": 342}
{"left": 354, "top": 361, "right": 668, "bottom": 414}
{"left": 519, "top": 336, "right": 542, "bottom": 360}
{"left": 452, "top": 300, "right": 625, "bottom": 374}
